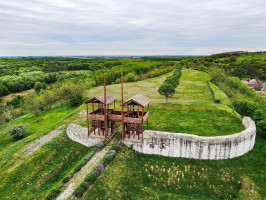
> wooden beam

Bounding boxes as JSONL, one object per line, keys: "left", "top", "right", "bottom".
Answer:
{"left": 121, "top": 73, "right": 125, "bottom": 140}
{"left": 142, "top": 107, "right": 144, "bottom": 142}
{"left": 87, "top": 104, "right": 89, "bottom": 136}
{"left": 104, "top": 73, "right": 107, "bottom": 138}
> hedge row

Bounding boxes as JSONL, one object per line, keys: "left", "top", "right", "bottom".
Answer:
{"left": 73, "top": 144, "right": 121, "bottom": 198}
{"left": 45, "top": 142, "right": 106, "bottom": 200}
{"left": 158, "top": 64, "right": 182, "bottom": 102}
{"left": 208, "top": 82, "right": 221, "bottom": 103}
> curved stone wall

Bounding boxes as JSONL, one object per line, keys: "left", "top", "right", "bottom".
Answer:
{"left": 123, "top": 117, "right": 256, "bottom": 160}
{"left": 66, "top": 124, "right": 105, "bottom": 147}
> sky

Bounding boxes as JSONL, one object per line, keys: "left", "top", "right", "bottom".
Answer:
{"left": 0, "top": 0, "right": 266, "bottom": 56}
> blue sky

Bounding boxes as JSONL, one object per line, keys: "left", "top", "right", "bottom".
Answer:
{"left": 0, "top": 0, "right": 265, "bottom": 56}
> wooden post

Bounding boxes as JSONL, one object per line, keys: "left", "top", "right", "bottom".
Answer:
{"left": 87, "top": 103, "right": 90, "bottom": 136}
{"left": 137, "top": 106, "right": 139, "bottom": 140}
{"left": 141, "top": 107, "right": 144, "bottom": 141}
{"left": 121, "top": 73, "right": 125, "bottom": 139}
{"left": 104, "top": 73, "right": 107, "bottom": 138}
{"left": 147, "top": 104, "right": 149, "bottom": 129}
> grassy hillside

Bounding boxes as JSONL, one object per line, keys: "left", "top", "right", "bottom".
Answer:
{"left": 0, "top": 68, "right": 260, "bottom": 200}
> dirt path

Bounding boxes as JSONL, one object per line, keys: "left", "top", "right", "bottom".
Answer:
{"left": 22, "top": 124, "right": 66, "bottom": 157}
{"left": 56, "top": 136, "right": 117, "bottom": 200}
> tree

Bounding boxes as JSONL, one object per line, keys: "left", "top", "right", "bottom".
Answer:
{"left": 34, "top": 82, "right": 43, "bottom": 93}
{"left": 158, "top": 83, "right": 175, "bottom": 103}
{"left": 9, "top": 124, "right": 27, "bottom": 140}
{"left": 125, "top": 72, "right": 138, "bottom": 82}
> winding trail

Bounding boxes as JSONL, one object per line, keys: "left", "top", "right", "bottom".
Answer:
{"left": 56, "top": 135, "right": 118, "bottom": 200}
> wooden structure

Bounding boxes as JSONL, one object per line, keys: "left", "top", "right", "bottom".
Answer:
{"left": 86, "top": 73, "right": 151, "bottom": 140}
{"left": 86, "top": 92, "right": 117, "bottom": 137}
{"left": 120, "top": 94, "right": 150, "bottom": 140}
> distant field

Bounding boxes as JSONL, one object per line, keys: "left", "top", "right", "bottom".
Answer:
{"left": 236, "top": 52, "right": 266, "bottom": 61}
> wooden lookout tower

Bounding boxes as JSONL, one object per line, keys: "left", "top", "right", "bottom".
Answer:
{"left": 85, "top": 74, "right": 117, "bottom": 138}
{"left": 121, "top": 94, "right": 151, "bottom": 140}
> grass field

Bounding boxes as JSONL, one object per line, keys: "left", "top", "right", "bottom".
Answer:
{"left": 87, "top": 69, "right": 243, "bottom": 136}
{"left": 236, "top": 52, "right": 266, "bottom": 61}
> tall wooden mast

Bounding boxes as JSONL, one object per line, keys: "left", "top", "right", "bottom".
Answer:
{"left": 121, "top": 73, "right": 125, "bottom": 139}
{"left": 104, "top": 73, "right": 107, "bottom": 138}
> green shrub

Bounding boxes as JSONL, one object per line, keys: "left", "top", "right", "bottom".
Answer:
{"left": 96, "top": 142, "right": 105, "bottom": 149}
{"left": 69, "top": 93, "right": 83, "bottom": 107}
{"left": 125, "top": 72, "right": 138, "bottom": 82}
{"left": 84, "top": 152, "right": 95, "bottom": 162}
{"left": 9, "top": 124, "right": 27, "bottom": 140}
{"left": 7, "top": 95, "right": 24, "bottom": 108}
{"left": 74, "top": 160, "right": 87, "bottom": 173}
{"left": 95, "top": 163, "right": 105, "bottom": 176}
{"left": 34, "top": 82, "right": 43, "bottom": 93}
{"left": 73, "top": 187, "right": 85, "bottom": 198}
{"left": 115, "top": 78, "right": 120, "bottom": 84}
{"left": 103, "top": 150, "right": 116, "bottom": 164}
{"left": 80, "top": 182, "right": 89, "bottom": 190}
{"left": 85, "top": 171, "right": 97, "bottom": 183}
{"left": 46, "top": 189, "right": 61, "bottom": 200}
{"left": 62, "top": 176, "right": 71, "bottom": 184}
{"left": 111, "top": 144, "right": 121, "bottom": 152}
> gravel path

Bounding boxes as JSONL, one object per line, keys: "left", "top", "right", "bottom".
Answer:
{"left": 22, "top": 124, "right": 66, "bottom": 157}
{"left": 56, "top": 136, "right": 117, "bottom": 200}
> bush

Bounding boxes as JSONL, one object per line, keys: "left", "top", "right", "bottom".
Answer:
{"left": 74, "top": 160, "right": 87, "bottom": 173}
{"left": 95, "top": 163, "right": 105, "bottom": 176}
{"left": 9, "top": 124, "right": 27, "bottom": 140}
{"left": 69, "top": 93, "right": 83, "bottom": 107}
{"left": 85, "top": 171, "right": 97, "bottom": 183}
{"left": 96, "top": 142, "right": 105, "bottom": 149}
{"left": 125, "top": 72, "right": 138, "bottom": 82}
{"left": 84, "top": 152, "right": 95, "bottom": 162}
{"left": 62, "top": 176, "right": 72, "bottom": 184}
{"left": 46, "top": 189, "right": 61, "bottom": 200}
{"left": 215, "top": 99, "right": 220, "bottom": 103}
{"left": 73, "top": 187, "right": 85, "bottom": 198}
{"left": 115, "top": 78, "right": 120, "bottom": 84}
{"left": 6, "top": 95, "right": 24, "bottom": 108}
{"left": 103, "top": 150, "right": 116, "bottom": 164}
{"left": 111, "top": 144, "right": 121, "bottom": 152}
{"left": 34, "top": 82, "right": 43, "bottom": 93}
{"left": 80, "top": 182, "right": 89, "bottom": 190}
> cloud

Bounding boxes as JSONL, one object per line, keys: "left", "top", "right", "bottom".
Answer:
{"left": 0, "top": 0, "right": 265, "bottom": 56}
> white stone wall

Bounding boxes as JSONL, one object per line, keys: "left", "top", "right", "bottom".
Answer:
{"left": 123, "top": 117, "right": 256, "bottom": 160}
{"left": 66, "top": 124, "right": 105, "bottom": 147}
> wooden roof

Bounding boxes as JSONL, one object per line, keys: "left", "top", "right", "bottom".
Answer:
{"left": 86, "top": 92, "right": 117, "bottom": 105}
{"left": 121, "top": 94, "right": 151, "bottom": 107}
